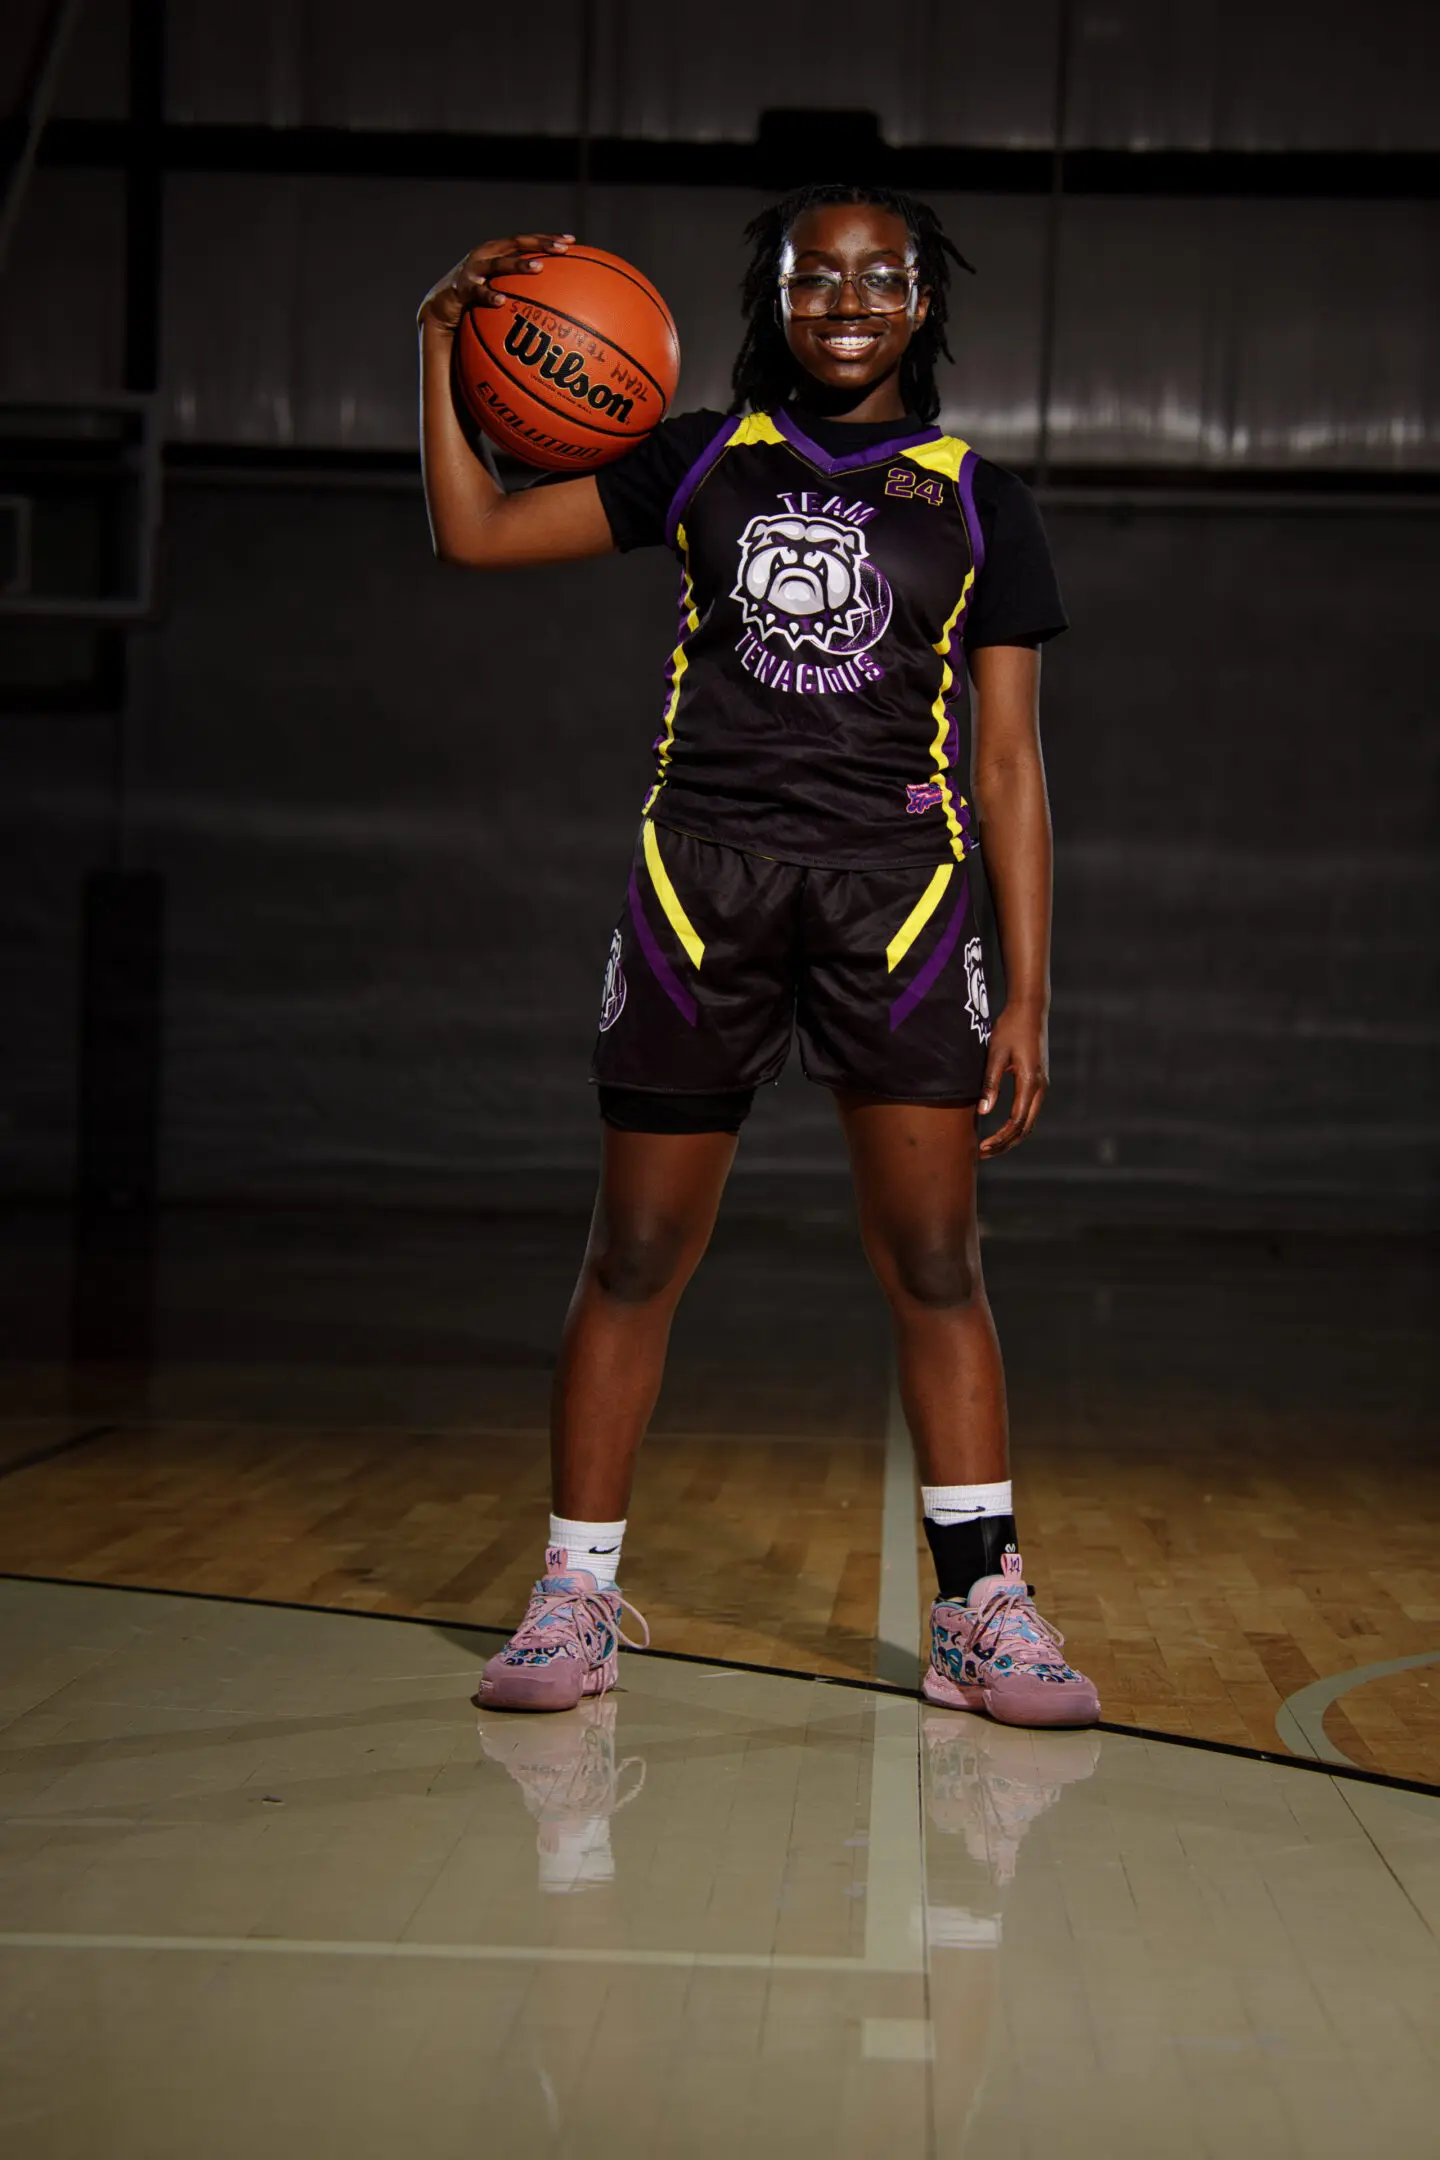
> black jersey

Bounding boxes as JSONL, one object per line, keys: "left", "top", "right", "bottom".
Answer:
{"left": 594, "top": 407, "right": 1066, "bottom": 870}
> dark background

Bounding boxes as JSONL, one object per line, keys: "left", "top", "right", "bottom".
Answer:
{"left": 2, "top": 0, "right": 1436, "bottom": 1229}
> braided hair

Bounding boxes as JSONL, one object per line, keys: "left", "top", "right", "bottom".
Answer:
{"left": 730, "top": 184, "right": 975, "bottom": 424}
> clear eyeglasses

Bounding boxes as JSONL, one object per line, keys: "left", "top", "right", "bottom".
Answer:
{"left": 778, "top": 266, "right": 918, "bottom": 317}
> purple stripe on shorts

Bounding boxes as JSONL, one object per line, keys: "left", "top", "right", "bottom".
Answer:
{"left": 957, "top": 447, "right": 986, "bottom": 579}
{"left": 773, "top": 406, "right": 942, "bottom": 476}
{"left": 663, "top": 416, "right": 738, "bottom": 551}
{"left": 889, "top": 879, "right": 970, "bottom": 1032}
{"left": 628, "top": 866, "right": 697, "bottom": 1027}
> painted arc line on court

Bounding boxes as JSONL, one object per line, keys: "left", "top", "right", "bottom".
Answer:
{"left": 0, "top": 1931, "right": 922, "bottom": 1975}
{"left": 875, "top": 1372, "right": 921, "bottom": 1690}
{"left": 1275, "top": 1649, "right": 1440, "bottom": 1769}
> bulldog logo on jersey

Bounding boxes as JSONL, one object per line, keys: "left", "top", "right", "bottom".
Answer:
{"left": 733, "top": 510, "right": 893, "bottom": 658}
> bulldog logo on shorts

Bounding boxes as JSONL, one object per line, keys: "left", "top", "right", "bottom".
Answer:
{"left": 598, "top": 929, "right": 627, "bottom": 1032}
{"left": 732, "top": 510, "right": 893, "bottom": 660}
{"left": 963, "top": 936, "right": 991, "bottom": 1044}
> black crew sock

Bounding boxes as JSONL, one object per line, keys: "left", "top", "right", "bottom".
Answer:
{"left": 924, "top": 1514, "right": 1018, "bottom": 1603}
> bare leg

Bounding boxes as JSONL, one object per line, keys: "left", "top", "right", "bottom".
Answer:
{"left": 835, "top": 1094, "right": 1007, "bottom": 1485}
{"left": 550, "top": 1125, "right": 737, "bottom": 1519}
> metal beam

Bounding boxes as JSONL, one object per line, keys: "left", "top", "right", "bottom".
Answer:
{"left": 29, "top": 120, "right": 1440, "bottom": 200}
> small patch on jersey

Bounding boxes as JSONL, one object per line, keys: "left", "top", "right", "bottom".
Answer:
{"left": 906, "top": 781, "right": 944, "bottom": 815}
{"left": 963, "top": 936, "right": 991, "bottom": 1043}
{"left": 598, "top": 929, "right": 627, "bottom": 1032}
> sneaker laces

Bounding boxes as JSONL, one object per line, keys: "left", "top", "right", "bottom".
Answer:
{"left": 970, "top": 1580, "right": 1071, "bottom": 1674}
{"left": 504, "top": 1579, "right": 650, "bottom": 1665}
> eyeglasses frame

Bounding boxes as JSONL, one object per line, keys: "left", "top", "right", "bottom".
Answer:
{"left": 776, "top": 265, "right": 921, "bottom": 317}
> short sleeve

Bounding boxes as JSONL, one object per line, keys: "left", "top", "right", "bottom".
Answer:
{"left": 963, "top": 463, "right": 1068, "bottom": 651}
{"left": 592, "top": 410, "right": 731, "bottom": 553}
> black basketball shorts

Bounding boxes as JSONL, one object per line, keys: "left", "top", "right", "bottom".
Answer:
{"left": 591, "top": 821, "right": 994, "bottom": 1101}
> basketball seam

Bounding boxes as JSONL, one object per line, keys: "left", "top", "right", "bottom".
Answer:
{"left": 482, "top": 294, "right": 673, "bottom": 409}
{"left": 548, "top": 246, "right": 679, "bottom": 333}
{"left": 465, "top": 328, "right": 645, "bottom": 445}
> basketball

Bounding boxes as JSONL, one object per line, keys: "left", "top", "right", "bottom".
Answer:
{"left": 455, "top": 245, "right": 681, "bottom": 473}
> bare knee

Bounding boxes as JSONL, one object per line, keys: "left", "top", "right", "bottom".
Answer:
{"left": 588, "top": 1217, "right": 693, "bottom": 1306}
{"left": 882, "top": 1233, "right": 979, "bottom": 1312}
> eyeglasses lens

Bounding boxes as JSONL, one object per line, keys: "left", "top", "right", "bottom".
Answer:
{"left": 785, "top": 270, "right": 912, "bottom": 316}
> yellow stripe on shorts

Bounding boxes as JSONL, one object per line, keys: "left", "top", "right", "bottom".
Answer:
{"left": 642, "top": 820, "right": 705, "bottom": 970}
{"left": 885, "top": 863, "right": 954, "bottom": 974}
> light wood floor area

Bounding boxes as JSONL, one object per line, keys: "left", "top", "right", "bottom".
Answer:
{"left": 0, "top": 1210, "right": 1435, "bottom": 1783}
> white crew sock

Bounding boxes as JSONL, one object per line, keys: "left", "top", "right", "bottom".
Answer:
{"left": 547, "top": 1515, "right": 627, "bottom": 1591}
{"left": 921, "top": 1481, "right": 1013, "bottom": 1525}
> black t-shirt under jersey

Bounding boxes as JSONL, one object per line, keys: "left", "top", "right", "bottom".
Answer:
{"left": 591, "top": 407, "right": 1068, "bottom": 868}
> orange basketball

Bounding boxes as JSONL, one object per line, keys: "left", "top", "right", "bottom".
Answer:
{"left": 456, "top": 245, "right": 680, "bottom": 472}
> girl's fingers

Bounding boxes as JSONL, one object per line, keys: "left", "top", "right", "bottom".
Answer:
{"left": 978, "top": 1051, "right": 1007, "bottom": 1119}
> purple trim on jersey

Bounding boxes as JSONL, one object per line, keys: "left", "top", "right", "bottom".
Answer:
{"left": 957, "top": 448, "right": 987, "bottom": 578}
{"left": 652, "top": 571, "right": 691, "bottom": 757}
{"left": 628, "top": 867, "right": 698, "bottom": 1027}
{"left": 889, "top": 878, "right": 970, "bottom": 1032}
{"left": 663, "top": 417, "right": 738, "bottom": 552}
{"left": 773, "top": 406, "right": 943, "bottom": 476}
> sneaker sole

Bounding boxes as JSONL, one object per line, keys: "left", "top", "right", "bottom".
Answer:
{"left": 474, "top": 1659, "right": 618, "bottom": 1714}
{"left": 922, "top": 1668, "right": 1101, "bottom": 1729}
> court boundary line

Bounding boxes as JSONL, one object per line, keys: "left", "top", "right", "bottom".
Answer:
{"left": 0, "top": 1931, "right": 925, "bottom": 1974}
{"left": 3, "top": 1569, "right": 1437, "bottom": 1800}
{"left": 874, "top": 1374, "right": 921, "bottom": 1689}
{"left": 0, "top": 1426, "right": 117, "bottom": 1485}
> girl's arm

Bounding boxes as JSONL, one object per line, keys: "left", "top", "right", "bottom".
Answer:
{"left": 969, "top": 643, "right": 1052, "bottom": 1158}
{"left": 418, "top": 233, "right": 616, "bottom": 570}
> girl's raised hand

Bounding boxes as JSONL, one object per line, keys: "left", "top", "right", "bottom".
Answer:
{"left": 417, "top": 233, "right": 575, "bottom": 333}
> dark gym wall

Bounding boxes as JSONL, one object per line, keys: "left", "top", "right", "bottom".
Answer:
{"left": 2, "top": 1, "right": 1437, "bottom": 1221}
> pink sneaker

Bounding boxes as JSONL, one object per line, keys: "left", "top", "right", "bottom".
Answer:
{"left": 476, "top": 1560, "right": 649, "bottom": 1713}
{"left": 922, "top": 1553, "right": 1099, "bottom": 1728}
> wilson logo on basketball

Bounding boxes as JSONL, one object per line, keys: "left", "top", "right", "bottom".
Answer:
{"left": 503, "top": 318, "right": 635, "bottom": 423}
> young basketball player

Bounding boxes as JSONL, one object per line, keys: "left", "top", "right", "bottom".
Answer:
{"left": 418, "top": 185, "right": 1099, "bottom": 1729}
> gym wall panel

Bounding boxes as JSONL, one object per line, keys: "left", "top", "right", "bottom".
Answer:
{"left": 161, "top": 176, "right": 577, "bottom": 445}
{"left": 1, "top": 0, "right": 130, "bottom": 122}
{"left": 161, "top": 0, "right": 1060, "bottom": 143}
{"left": 0, "top": 721, "right": 115, "bottom": 1196}
{"left": 0, "top": 172, "right": 128, "bottom": 404}
{"left": 929, "top": 195, "right": 1049, "bottom": 464}
{"left": 157, "top": 0, "right": 1437, "bottom": 149}
{"left": 165, "top": 0, "right": 587, "bottom": 134}
{"left": 586, "top": 1, "right": 1061, "bottom": 148}
{"left": 1047, "top": 197, "right": 1440, "bottom": 468}
{"left": 1064, "top": 0, "right": 1440, "bottom": 152}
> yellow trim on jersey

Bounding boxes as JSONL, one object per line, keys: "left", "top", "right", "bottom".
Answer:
{"left": 886, "top": 863, "right": 954, "bottom": 973}
{"left": 725, "top": 412, "right": 787, "bottom": 449}
{"left": 899, "top": 435, "right": 972, "bottom": 482}
{"left": 642, "top": 818, "right": 705, "bottom": 969}
{"left": 641, "top": 532, "right": 701, "bottom": 818}
{"left": 927, "top": 572, "right": 976, "bottom": 862}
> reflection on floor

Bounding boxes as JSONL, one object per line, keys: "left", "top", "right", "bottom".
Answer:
{"left": 1, "top": 1578, "right": 1437, "bottom": 2159}
{"left": 0, "top": 1209, "right": 1436, "bottom": 1780}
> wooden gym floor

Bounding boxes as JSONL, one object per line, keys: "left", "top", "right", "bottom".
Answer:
{"left": 0, "top": 1204, "right": 1436, "bottom": 1786}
